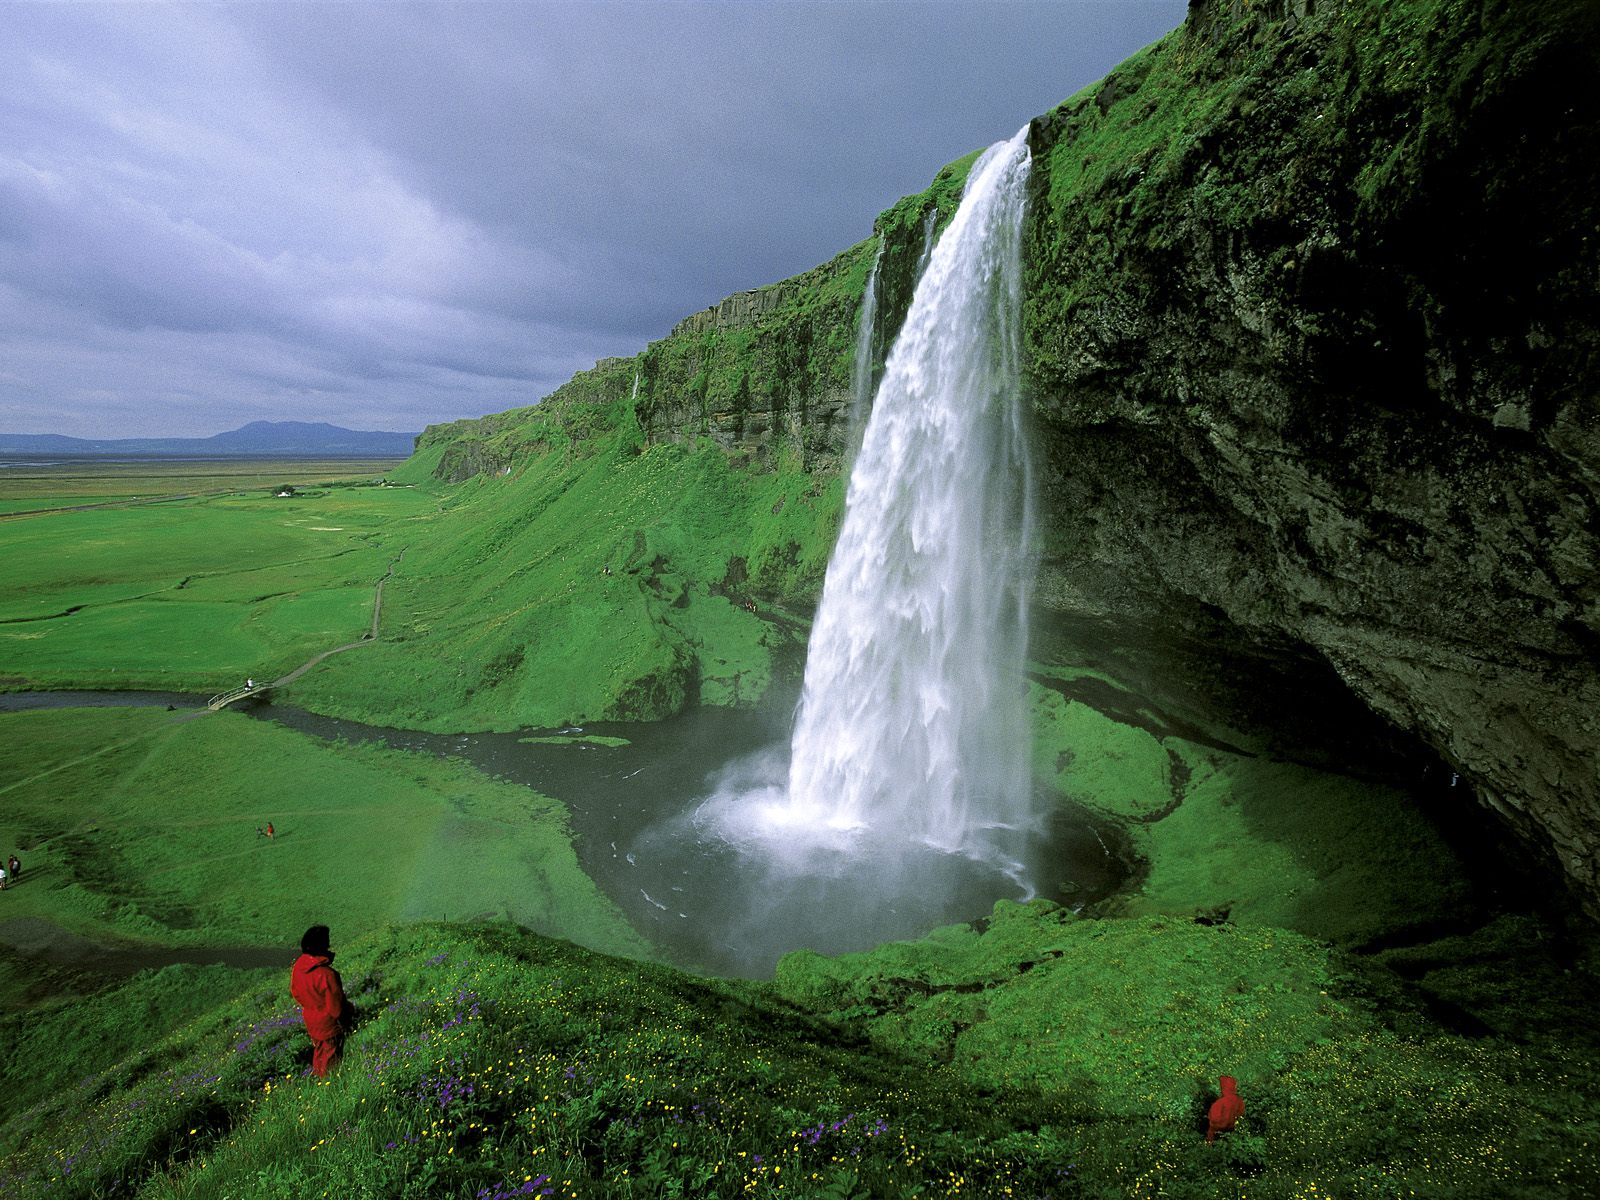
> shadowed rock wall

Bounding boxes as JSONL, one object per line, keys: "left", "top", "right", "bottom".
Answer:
{"left": 1021, "top": 0, "right": 1600, "bottom": 913}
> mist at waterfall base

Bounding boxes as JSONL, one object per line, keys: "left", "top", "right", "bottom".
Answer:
{"left": 229, "top": 685, "right": 1123, "bottom": 978}
{"left": 632, "top": 738, "right": 1096, "bottom": 977}
{"left": 670, "top": 127, "right": 1049, "bottom": 970}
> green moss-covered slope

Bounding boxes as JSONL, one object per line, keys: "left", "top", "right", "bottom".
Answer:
{"left": 285, "top": 387, "right": 843, "bottom": 730}
{"left": 3, "top": 912, "right": 1596, "bottom": 1199}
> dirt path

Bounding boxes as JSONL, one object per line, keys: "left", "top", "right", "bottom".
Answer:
{"left": 210, "top": 547, "right": 407, "bottom": 705}
{"left": 267, "top": 546, "right": 404, "bottom": 687}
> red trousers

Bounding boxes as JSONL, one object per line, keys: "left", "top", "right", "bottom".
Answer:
{"left": 310, "top": 1036, "right": 343, "bottom": 1077}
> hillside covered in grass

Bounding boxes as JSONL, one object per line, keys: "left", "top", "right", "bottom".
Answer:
{"left": 3, "top": 913, "right": 1597, "bottom": 1199}
{"left": 283, "top": 397, "right": 843, "bottom": 732}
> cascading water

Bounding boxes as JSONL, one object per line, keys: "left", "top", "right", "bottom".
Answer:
{"left": 917, "top": 206, "right": 939, "bottom": 277}
{"left": 784, "top": 125, "right": 1035, "bottom": 853}
{"left": 848, "top": 242, "right": 884, "bottom": 441}
{"left": 699, "top": 125, "right": 1037, "bottom": 878}
{"left": 653, "top": 124, "right": 1085, "bottom": 974}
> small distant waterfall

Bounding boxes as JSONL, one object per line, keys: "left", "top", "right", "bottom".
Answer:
{"left": 849, "top": 243, "right": 884, "bottom": 441}
{"left": 782, "top": 126, "right": 1036, "bottom": 853}
{"left": 917, "top": 207, "right": 938, "bottom": 278}
{"left": 631, "top": 369, "right": 640, "bottom": 402}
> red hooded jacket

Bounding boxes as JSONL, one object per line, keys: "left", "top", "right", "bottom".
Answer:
{"left": 290, "top": 953, "right": 347, "bottom": 1041}
{"left": 1207, "top": 1075, "right": 1244, "bottom": 1142}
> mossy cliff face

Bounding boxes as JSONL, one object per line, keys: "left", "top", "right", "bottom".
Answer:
{"left": 1018, "top": 0, "right": 1600, "bottom": 913}
{"left": 409, "top": 1, "right": 1598, "bottom": 911}
{"left": 624, "top": 151, "right": 979, "bottom": 471}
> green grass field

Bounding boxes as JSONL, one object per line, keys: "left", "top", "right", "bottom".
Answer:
{"left": 0, "top": 474, "right": 436, "bottom": 691}
{"left": 0, "top": 459, "right": 407, "bottom": 503}
{"left": 0, "top": 443, "right": 833, "bottom": 727}
{"left": 0, "top": 706, "right": 646, "bottom": 984}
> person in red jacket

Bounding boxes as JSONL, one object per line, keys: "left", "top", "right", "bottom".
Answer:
{"left": 290, "top": 924, "right": 349, "bottom": 1077}
{"left": 1207, "top": 1075, "right": 1244, "bottom": 1142}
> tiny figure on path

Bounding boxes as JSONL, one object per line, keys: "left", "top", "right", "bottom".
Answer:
{"left": 0, "top": 865, "right": 7, "bottom": 890}
{"left": 1207, "top": 1075, "right": 1245, "bottom": 1143}
{"left": 6, "top": 855, "right": 18, "bottom": 882}
{"left": 291, "top": 924, "right": 351, "bottom": 1077}
{"left": 265, "top": 822, "right": 274, "bottom": 839}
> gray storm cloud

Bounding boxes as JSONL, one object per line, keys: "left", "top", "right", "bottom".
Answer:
{"left": 0, "top": 1, "right": 1185, "bottom": 438}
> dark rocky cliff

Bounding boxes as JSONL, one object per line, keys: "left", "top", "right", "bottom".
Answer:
{"left": 415, "top": 0, "right": 1599, "bottom": 915}
{"left": 1019, "top": 0, "right": 1600, "bottom": 914}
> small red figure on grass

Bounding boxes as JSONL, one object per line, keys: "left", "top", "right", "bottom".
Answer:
{"left": 1207, "top": 1075, "right": 1245, "bottom": 1142}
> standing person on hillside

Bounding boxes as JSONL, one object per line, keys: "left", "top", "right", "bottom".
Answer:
{"left": 7, "top": 855, "right": 18, "bottom": 882}
{"left": 290, "top": 924, "right": 350, "bottom": 1077}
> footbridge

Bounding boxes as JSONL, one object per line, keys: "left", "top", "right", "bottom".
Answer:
{"left": 207, "top": 683, "right": 265, "bottom": 711}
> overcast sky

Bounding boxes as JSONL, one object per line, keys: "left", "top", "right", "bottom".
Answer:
{"left": 0, "top": 0, "right": 1187, "bottom": 438}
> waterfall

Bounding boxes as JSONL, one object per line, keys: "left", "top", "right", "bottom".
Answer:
{"left": 631, "top": 369, "right": 640, "bottom": 402}
{"left": 849, "top": 242, "right": 885, "bottom": 440}
{"left": 917, "top": 206, "right": 938, "bottom": 278}
{"left": 782, "top": 125, "right": 1035, "bottom": 853}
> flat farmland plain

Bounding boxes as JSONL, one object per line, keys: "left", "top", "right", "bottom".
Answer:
{"left": 0, "top": 460, "right": 431, "bottom": 691}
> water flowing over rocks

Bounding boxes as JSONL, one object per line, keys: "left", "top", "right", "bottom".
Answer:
{"left": 785, "top": 128, "right": 1035, "bottom": 852}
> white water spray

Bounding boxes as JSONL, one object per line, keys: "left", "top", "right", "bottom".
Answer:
{"left": 786, "top": 124, "right": 1035, "bottom": 851}
{"left": 708, "top": 126, "right": 1036, "bottom": 867}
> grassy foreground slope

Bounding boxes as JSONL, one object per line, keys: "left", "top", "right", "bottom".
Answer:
{"left": 3, "top": 912, "right": 1596, "bottom": 1200}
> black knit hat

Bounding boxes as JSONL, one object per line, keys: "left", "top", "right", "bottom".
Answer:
{"left": 300, "top": 924, "right": 332, "bottom": 956}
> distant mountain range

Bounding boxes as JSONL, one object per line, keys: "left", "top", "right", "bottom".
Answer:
{"left": 0, "top": 420, "right": 418, "bottom": 458}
